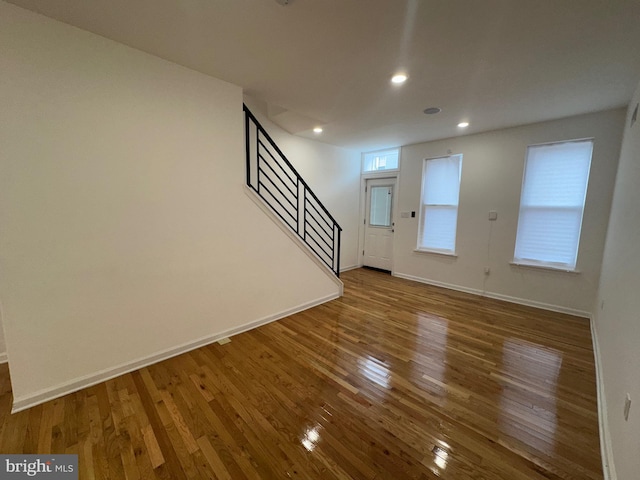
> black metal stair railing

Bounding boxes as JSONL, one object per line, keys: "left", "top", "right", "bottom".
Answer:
{"left": 244, "top": 104, "right": 342, "bottom": 277}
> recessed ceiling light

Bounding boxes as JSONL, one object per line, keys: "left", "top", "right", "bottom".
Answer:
{"left": 457, "top": 122, "right": 469, "bottom": 128}
{"left": 423, "top": 107, "right": 442, "bottom": 115}
{"left": 313, "top": 127, "right": 323, "bottom": 134}
{"left": 391, "top": 74, "right": 408, "bottom": 84}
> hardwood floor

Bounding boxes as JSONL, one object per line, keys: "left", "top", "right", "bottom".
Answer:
{"left": 0, "top": 268, "right": 602, "bottom": 479}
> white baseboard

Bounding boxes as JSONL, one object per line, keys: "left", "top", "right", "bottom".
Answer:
{"left": 590, "top": 317, "right": 616, "bottom": 480}
{"left": 11, "top": 292, "right": 339, "bottom": 413}
{"left": 340, "top": 264, "right": 359, "bottom": 273}
{"left": 0, "top": 352, "right": 7, "bottom": 364}
{"left": 392, "top": 272, "right": 591, "bottom": 318}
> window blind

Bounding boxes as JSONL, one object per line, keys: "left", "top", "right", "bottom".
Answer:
{"left": 514, "top": 140, "right": 593, "bottom": 269}
{"left": 418, "top": 155, "right": 462, "bottom": 253}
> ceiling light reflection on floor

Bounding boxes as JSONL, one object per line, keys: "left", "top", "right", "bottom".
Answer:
{"left": 358, "top": 356, "right": 390, "bottom": 388}
{"left": 301, "top": 425, "right": 321, "bottom": 452}
{"left": 432, "top": 445, "right": 449, "bottom": 469}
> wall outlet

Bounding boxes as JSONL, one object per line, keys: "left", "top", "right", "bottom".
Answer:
{"left": 484, "top": 267, "right": 491, "bottom": 275}
{"left": 624, "top": 393, "right": 632, "bottom": 421}
{"left": 488, "top": 211, "right": 498, "bottom": 221}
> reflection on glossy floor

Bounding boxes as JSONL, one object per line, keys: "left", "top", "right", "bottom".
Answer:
{"left": 0, "top": 268, "right": 602, "bottom": 479}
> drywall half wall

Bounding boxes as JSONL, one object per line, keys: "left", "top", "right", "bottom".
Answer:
{"left": 0, "top": 2, "right": 340, "bottom": 410}
{"left": 243, "top": 96, "right": 362, "bottom": 270}
{"left": 394, "top": 109, "right": 625, "bottom": 315}
{"left": 593, "top": 79, "right": 640, "bottom": 480}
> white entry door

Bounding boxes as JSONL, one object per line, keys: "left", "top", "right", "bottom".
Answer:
{"left": 363, "top": 178, "right": 396, "bottom": 271}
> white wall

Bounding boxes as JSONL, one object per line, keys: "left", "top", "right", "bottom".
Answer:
{"left": 593, "top": 79, "right": 640, "bottom": 480}
{"left": 394, "top": 109, "right": 625, "bottom": 315}
{"left": 0, "top": 313, "right": 6, "bottom": 362}
{"left": 0, "top": 2, "right": 340, "bottom": 409}
{"left": 243, "top": 97, "right": 362, "bottom": 270}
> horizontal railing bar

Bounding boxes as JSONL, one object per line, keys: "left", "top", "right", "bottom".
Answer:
{"left": 303, "top": 185, "right": 341, "bottom": 231}
{"left": 258, "top": 182, "right": 297, "bottom": 220}
{"left": 257, "top": 182, "right": 296, "bottom": 223}
{"left": 305, "top": 200, "right": 333, "bottom": 234}
{"left": 305, "top": 235, "right": 333, "bottom": 266}
{"left": 258, "top": 156, "right": 297, "bottom": 200}
{"left": 258, "top": 146, "right": 296, "bottom": 185}
{"left": 258, "top": 166, "right": 297, "bottom": 212}
{"left": 306, "top": 213, "right": 333, "bottom": 247}
{"left": 258, "top": 172, "right": 296, "bottom": 218}
{"left": 244, "top": 105, "right": 341, "bottom": 230}
{"left": 258, "top": 196, "right": 297, "bottom": 233}
{"left": 307, "top": 230, "right": 333, "bottom": 256}
{"left": 258, "top": 139, "right": 297, "bottom": 187}
{"left": 306, "top": 235, "right": 332, "bottom": 263}
{"left": 305, "top": 223, "right": 333, "bottom": 257}
{"left": 305, "top": 197, "right": 333, "bottom": 231}
{"left": 257, "top": 181, "right": 297, "bottom": 227}
{"left": 305, "top": 217, "right": 333, "bottom": 250}
{"left": 258, "top": 190, "right": 297, "bottom": 227}
{"left": 304, "top": 206, "right": 333, "bottom": 239}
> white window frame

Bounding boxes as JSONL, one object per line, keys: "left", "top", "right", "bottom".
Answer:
{"left": 362, "top": 148, "right": 400, "bottom": 175}
{"left": 512, "top": 138, "right": 593, "bottom": 272}
{"left": 416, "top": 154, "right": 463, "bottom": 255}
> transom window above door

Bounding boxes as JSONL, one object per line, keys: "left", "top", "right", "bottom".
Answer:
{"left": 363, "top": 149, "right": 400, "bottom": 173}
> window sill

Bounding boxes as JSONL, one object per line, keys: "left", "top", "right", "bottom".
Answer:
{"left": 509, "top": 261, "right": 581, "bottom": 274}
{"left": 414, "top": 249, "right": 458, "bottom": 258}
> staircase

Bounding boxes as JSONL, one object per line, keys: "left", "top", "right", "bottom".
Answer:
{"left": 243, "top": 105, "right": 342, "bottom": 277}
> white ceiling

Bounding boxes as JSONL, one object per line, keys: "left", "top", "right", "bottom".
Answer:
{"left": 7, "top": 0, "right": 640, "bottom": 151}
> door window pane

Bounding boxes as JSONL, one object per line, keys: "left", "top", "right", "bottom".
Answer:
{"left": 370, "top": 186, "right": 392, "bottom": 227}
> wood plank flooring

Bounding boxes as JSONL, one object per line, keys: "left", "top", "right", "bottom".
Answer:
{"left": 0, "top": 268, "right": 602, "bottom": 479}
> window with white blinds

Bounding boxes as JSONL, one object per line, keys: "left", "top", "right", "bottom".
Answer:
{"left": 417, "top": 155, "right": 462, "bottom": 254}
{"left": 513, "top": 139, "right": 593, "bottom": 270}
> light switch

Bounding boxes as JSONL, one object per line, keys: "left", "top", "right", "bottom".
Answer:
{"left": 488, "top": 211, "right": 498, "bottom": 221}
